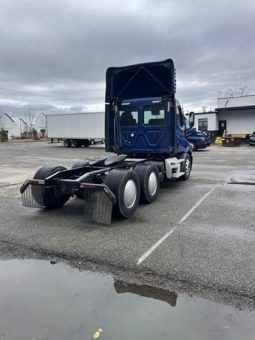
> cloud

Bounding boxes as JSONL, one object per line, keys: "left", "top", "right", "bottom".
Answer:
{"left": 0, "top": 0, "right": 254, "bottom": 114}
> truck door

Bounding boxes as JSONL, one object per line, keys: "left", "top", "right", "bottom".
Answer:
{"left": 118, "top": 106, "right": 139, "bottom": 148}
{"left": 141, "top": 102, "right": 174, "bottom": 152}
{"left": 118, "top": 101, "right": 175, "bottom": 154}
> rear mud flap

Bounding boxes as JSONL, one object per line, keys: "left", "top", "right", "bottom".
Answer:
{"left": 21, "top": 182, "right": 46, "bottom": 208}
{"left": 21, "top": 181, "right": 114, "bottom": 225}
{"left": 84, "top": 190, "right": 113, "bottom": 225}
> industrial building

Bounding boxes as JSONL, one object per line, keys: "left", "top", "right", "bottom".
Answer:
{"left": 0, "top": 113, "right": 25, "bottom": 139}
{"left": 216, "top": 95, "right": 255, "bottom": 135}
{"left": 193, "top": 95, "right": 255, "bottom": 142}
{"left": 0, "top": 112, "right": 47, "bottom": 139}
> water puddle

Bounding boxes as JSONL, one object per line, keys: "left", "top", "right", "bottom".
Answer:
{"left": 0, "top": 260, "right": 254, "bottom": 340}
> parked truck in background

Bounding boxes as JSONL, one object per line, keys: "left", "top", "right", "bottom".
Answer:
{"left": 46, "top": 112, "right": 104, "bottom": 147}
{"left": 185, "top": 127, "right": 210, "bottom": 150}
{"left": 249, "top": 131, "right": 255, "bottom": 145}
{"left": 21, "top": 59, "right": 193, "bottom": 224}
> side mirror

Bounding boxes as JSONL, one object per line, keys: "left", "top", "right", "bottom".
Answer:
{"left": 180, "top": 113, "right": 185, "bottom": 128}
{"left": 177, "top": 105, "right": 186, "bottom": 128}
{"left": 189, "top": 112, "right": 194, "bottom": 128}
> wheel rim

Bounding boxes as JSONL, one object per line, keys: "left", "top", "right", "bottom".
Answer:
{"left": 148, "top": 172, "right": 157, "bottom": 196}
{"left": 124, "top": 179, "right": 137, "bottom": 209}
{"left": 185, "top": 159, "right": 190, "bottom": 175}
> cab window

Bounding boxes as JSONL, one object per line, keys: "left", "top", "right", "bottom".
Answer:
{"left": 119, "top": 108, "right": 138, "bottom": 126}
{"left": 143, "top": 104, "right": 165, "bottom": 125}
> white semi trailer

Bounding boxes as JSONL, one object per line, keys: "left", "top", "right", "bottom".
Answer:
{"left": 46, "top": 112, "right": 105, "bottom": 147}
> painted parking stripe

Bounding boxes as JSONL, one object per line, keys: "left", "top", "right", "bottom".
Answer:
{"left": 137, "top": 187, "right": 216, "bottom": 265}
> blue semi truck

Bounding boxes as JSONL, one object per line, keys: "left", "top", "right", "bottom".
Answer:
{"left": 20, "top": 59, "right": 193, "bottom": 224}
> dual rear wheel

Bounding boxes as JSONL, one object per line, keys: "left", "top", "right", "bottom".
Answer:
{"left": 134, "top": 164, "right": 160, "bottom": 203}
{"left": 63, "top": 139, "right": 90, "bottom": 148}
{"left": 104, "top": 164, "right": 160, "bottom": 219}
{"left": 31, "top": 160, "right": 178, "bottom": 219}
{"left": 32, "top": 163, "right": 161, "bottom": 218}
{"left": 105, "top": 169, "right": 140, "bottom": 218}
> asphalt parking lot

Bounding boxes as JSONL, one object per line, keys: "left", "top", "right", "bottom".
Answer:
{"left": 0, "top": 141, "right": 255, "bottom": 303}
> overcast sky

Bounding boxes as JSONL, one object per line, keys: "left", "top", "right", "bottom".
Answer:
{"left": 0, "top": 0, "right": 255, "bottom": 115}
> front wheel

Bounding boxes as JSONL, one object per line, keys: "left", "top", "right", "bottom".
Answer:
{"left": 104, "top": 169, "right": 140, "bottom": 218}
{"left": 180, "top": 154, "right": 192, "bottom": 180}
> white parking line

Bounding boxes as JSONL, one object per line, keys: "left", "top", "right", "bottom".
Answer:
{"left": 137, "top": 187, "right": 216, "bottom": 265}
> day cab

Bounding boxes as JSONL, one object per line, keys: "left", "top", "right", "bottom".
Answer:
{"left": 20, "top": 59, "right": 194, "bottom": 224}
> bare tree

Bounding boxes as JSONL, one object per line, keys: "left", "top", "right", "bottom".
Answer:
{"left": 225, "top": 88, "right": 235, "bottom": 98}
{"left": 0, "top": 113, "right": 8, "bottom": 142}
{"left": 239, "top": 85, "right": 250, "bottom": 96}
{"left": 24, "top": 107, "right": 36, "bottom": 137}
{"left": 222, "top": 85, "right": 250, "bottom": 98}
{"left": 0, "top": 112, "right": 7, "bottom": 130}
{"left": 218, "top": 91, "right": 223, "bottom": 98}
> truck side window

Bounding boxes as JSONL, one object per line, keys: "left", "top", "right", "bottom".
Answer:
{"left": 143, "top": 104, "right": 165, "bottom": 125}
{"left": 119, "top": 110, "right": 138, "bottom": 126}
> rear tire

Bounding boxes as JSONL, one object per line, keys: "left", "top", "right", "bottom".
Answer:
{"left": 63, "top": 139, "right": 71, "bottom": 148}
{"left": 134, "top": 164, "right": 160, "bottom": 203}
{"left": 83, "top": 139, "right": 90, "bottom": 147}
{"left": 105, "top": 169, "right": 140, "bottom": 218}
{"left": 71, "top": 160, "right": 88, "bottom": 169}
{"left": 72, "top": 139, "right": 81, "bottom": 148}
{"left": 33, "top": 166, "right": 70, "bottom": 208}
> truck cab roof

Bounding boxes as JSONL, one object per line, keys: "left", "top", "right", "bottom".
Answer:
{"left": 106, "top": 59, "right": 175, "bottom": 103}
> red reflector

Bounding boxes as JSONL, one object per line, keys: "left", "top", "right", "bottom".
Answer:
{"left": 20, "top": 184, "right": 27, "bottom": 193}
{"left": 29, "top": 180, "right": 39, "bottom": 185}
{"left": 81, "top": 183, "right": 96, "bottom": 189}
